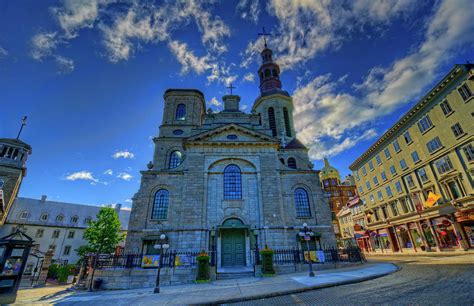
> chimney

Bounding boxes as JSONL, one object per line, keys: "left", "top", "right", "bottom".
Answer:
{"left": 40, "top": 195, "right": 47, "bottom": 202}
{"left": 115, "top": 203, "right": 122, "bottom": 213}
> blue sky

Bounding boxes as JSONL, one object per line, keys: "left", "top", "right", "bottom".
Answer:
{"left": 1, "top": 0, "right": 473, "bottom": 208}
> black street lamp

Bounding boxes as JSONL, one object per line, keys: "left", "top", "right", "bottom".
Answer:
{"left": 298, "top": 223, "right": 315, "bottom": 277}
{"left": 153, "top": 234, "right": 169, "bottom": 294}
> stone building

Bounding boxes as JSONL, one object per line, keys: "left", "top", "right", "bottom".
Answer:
{"left": 125, "top": 44, "right": 335, "bottom": 268}
{"left": 0, "top": 137, "right": 32, "bottom": 226}
{"left": 319, "top": 158, "right": 357, "bottom": 245}
{"left": 349, "top": 63, "right": 474, "bottom": 254}
{"left": 0, "top": 196, "right": 130, "bottom": 275}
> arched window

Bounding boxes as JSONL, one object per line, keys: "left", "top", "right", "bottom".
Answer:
{"left": 288, "top": 158, "right": 297, "bottom": 169}
{"left": 272, "top": 69, "right": 277, "bottom": 77}
{"left": 224, "top": 165, "right": 242, "bottom": 200}
{"left": 175, "top": 104, "right": 186, "bottom": 120}
{"left": 56, "top": 214, "right": 64, "bottom": 222}
{"left": 40, "top": 213, "right": 49, "bottom": 221}
{"left": 264, "top": 69, "right": 270, "bottom": 77}
{"left": 283, "top": 107, "right": 292, "bottom": 137}
{"left": 268, "top": 107, "right": 277, "bottom": 136}
{"left": 168, "top": 151, "right": 182, "bottom": 169}
{"left": 294, "top": 188, "right": 311, "bottom": 218}
{"left": 71, "top": 215, "right": 78, "bottom": 223}
{"left": 152, "top": 189, "right": 169, "bottom": 219}
{"left": 280, "top": 158, "right": 285, "bottom": 165}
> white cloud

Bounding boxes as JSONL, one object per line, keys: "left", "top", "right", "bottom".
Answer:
{"left": 208, "top": 97, "right": 222, "bottom": 108}
{"left": 125, "top": 198, "right": 132, "bottom": 203}
{"left": 240, "top": 104, "right": 248, "bottom": 111}
{"left": 242, "top": 0, "right": 417, "bottom": 70}
{"left": 31, "top": 32, "right": 59, "bottom": 61}
{"left": 293, "top": 0, "right": 474, "bottom": 160}
{"left": 52, "top": 0, "right": 100, "bottom": 38}
{"left": 65, "top": 171, "right": 98, "bottom": 182}
{"left": 30, "top": 31, "right": 74, "bottom": 73}
{"left": 168, "top": 40, "right": 211, "bottom": 74}
{"left": 104, "top": 169, "right": 113, "bottom": 175}
{"left": 243, "top": 72, "right": 255, "bottom": 82}
{"left": 117, "top": 172, "right": 133, "bottom": 181}
{"left": 112, "top": 150, "right": 135, "bottom": 159}
{"left": 55, "top": 55, "right": 74, "bottom": 74}
{"left": 236, "top": 0, "right": 260, "bottom": 24}
{"left": 0, "top": 46, "right": 7, "bottom": 59}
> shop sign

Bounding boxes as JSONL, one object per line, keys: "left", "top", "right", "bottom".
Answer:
{"left": 141, "top": 255, "right": 160, "bottom": 268}
{"left": 304, "top": 251, "right": 325, "bottom": 263}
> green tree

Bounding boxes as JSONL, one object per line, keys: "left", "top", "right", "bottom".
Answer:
{"left": 82, "top": 207, "right": 124, "bottom": 254}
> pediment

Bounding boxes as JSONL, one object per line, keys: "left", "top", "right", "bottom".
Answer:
{"left": 185, "top": 124, "right": 278, "bottom": 144}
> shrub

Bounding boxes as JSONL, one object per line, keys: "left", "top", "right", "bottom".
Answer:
{"left": 47, "top": 263, "right": 60, "bottom": 279}
{"left": 260, "top": 248, "right": 275, "bottom": 275}
{"left": 196, "top": 252, "right": 210, "bottom": 281}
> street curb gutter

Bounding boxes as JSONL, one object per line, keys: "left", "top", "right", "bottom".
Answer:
{"left": 194, "top": 263, "right": 402, "bottom": 306}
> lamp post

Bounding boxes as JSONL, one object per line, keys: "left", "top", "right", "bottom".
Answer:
{"left": 298, "top": 223, "right": 315, "bottom": 277}
{"left": 153, "top": 234, "right": 169, "bottom": 294}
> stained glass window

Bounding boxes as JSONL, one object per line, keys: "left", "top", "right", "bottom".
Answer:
{"left": 152, "top": 189, "right": 169, "bottom": 219}
{"left": 224, "top": 165, "right": 242, "bottom": 200}
{"left": 294, "top": 188, "right": 311, "bottom": 218}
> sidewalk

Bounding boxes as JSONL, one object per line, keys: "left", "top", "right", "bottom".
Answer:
{"left": 32, "top": 263, "right": 398, "bottom": 305}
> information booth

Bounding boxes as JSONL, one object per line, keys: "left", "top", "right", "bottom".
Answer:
{"left": 0, "top": 230, "right": 34, "bottom": 304}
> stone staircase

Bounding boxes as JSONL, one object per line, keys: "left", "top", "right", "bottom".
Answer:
{"left": 216, "top": 267, "right": 254, "bottom": 280}
{"left": 216, "top": 271, "right": 254, "bottom": 279}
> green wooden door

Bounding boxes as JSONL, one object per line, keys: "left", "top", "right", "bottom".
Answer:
{"left": 222, "top": 229, "right": 246, "bottom": 266}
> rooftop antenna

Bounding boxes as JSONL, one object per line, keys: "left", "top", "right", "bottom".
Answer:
{"left": 258, "top": 26, "right": 271, "bottom": 48}
{"left": 16, "top": 116, "right": 27, "bottom": 140}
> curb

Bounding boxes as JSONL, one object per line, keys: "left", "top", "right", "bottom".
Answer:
{"left": 194, "top": 263, "right": 401, "bottom": 306}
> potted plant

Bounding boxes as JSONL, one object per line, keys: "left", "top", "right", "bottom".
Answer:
{"left": 260, "top": 247, "right": 275, "bottom": 275}
{"left": 196, "top": 251, "right": 210, "bottom": 282}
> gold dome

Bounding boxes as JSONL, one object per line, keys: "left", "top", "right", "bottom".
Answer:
{"left": 319, "top": 158, "right": 341, "bottom": 181}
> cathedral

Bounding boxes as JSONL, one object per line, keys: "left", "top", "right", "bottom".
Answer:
{"left": 125, "top": 43, "right": 335, "bottom": 268}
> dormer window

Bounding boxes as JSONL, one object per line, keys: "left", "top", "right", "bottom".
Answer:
{"left": 56, "top": 214, "right": 64, "bottom": 222}
{"left": 40, "top": 213, "right": 49, "bottom": 221}
{"left": 20, "top": 211, "right": 28, "bottom": 219}
{"left": 71, "top": 215, "right": 78, "bottom": 223}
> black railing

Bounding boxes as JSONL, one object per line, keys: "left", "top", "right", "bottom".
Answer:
{"left": 87, "top": 250, "right": 218, "bottom": 270}
{"left": 87, "top": 247, "right": 363, "bottom": 270}
{"left": 255, "top": 246, "right": 364, "bottom": 265}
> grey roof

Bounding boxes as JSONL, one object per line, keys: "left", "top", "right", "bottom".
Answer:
{"left": 6, "top": 197, "right": 130, "bottom": 230}
{"left": 284, "top": 138, "right": 307, "bottom": 150}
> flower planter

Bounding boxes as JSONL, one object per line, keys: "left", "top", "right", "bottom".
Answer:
{"left": 196, "top": 253, "right": 210, "bottom": 281}
{"left": 260, "top": 248, "right": 275, "bottom": 275}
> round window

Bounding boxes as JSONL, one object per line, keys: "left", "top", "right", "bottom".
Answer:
{"left": 227, "top": 134, "right": 238, "bottom": 140}
{"left": 173, "top": 129, "right": 184, "bottom": 135}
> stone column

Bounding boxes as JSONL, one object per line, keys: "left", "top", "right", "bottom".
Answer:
{"left": 36, "top": 248, "right": 54, "bottom": 287}
{"left": 415, "top": 221, "right": 430, "bottom": 251}
{"left": 406, "top": 224, "right": 417, "bottom": 252}
{"left": 451, "top": 218, "right": 469, "bottom": 250}
{"left": 428, "top": 219, "right": 442, "bottom": 251}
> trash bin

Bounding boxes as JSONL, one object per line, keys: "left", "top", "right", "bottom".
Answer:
{"left": 93, "top": 279, "right": 103, "bottom": 290}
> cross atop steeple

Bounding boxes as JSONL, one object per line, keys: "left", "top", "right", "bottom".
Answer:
{"left": 258, "top": 26, "right": 271, "bottom": 48}
{"left": 226, "top": 83, "right": 236, "bottom": 95}
{"left": 16, "top": 116, "right": 27, "bottom": 140}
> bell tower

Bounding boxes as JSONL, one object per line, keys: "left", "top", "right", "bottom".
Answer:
{"left": 252, "top": 28, "right": 295, "bottom": 143}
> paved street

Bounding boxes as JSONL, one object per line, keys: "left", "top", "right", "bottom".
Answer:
{"left": 229, "top": 254, "right": 474, "bottom": 306}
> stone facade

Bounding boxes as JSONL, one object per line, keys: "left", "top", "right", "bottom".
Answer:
{"left": 125, "top": 45, "right": 335, "bottom": 268}
{"left": 0, "top": 138, "right": 32, "bottom": 226}
{"left": 0, "top": 197, "right": 130, "bottom": 274}
{"left": 349, "top": 64, "right": 474, "bottom": 254}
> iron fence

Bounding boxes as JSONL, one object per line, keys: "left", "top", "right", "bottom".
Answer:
{"left": 86, "top": 246, "right": 363, "bottom": 270}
